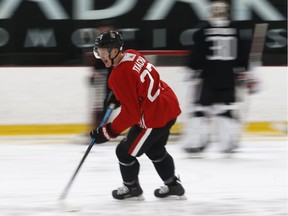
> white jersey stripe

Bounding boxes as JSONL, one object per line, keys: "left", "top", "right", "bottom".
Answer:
{"left": 130, "top": 128, "right": 152, "bottom": 157}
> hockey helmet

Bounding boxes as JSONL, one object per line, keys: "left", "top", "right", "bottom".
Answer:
{"left": 93, "top": 30, "right": 123, "bottom": 59}
{"left": 210, "top": 0, "right": 229, "bottom": 19}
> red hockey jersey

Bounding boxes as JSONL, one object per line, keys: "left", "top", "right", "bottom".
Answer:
{"left": 108, "top": 49, "right": 181, "bottom": 134}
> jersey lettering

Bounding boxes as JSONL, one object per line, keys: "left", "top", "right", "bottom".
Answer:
{"left": 140, "top": 63, "right": 160, "bottom": 102}
{"left": 206, "top": 36, "right": 237, "bottom": 60}
{"left": 132, "top": 55, "right": 146, "bottom": 73}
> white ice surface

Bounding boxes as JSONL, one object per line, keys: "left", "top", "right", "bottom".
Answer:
{"left": 0, "top": 136, "right": 287, "bottom": 216}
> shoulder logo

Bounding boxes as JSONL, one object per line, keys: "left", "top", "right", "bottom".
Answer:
{"left": 121, "top": 53, "right": 136, "bottom": 62}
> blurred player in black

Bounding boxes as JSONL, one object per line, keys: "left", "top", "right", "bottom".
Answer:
{"left": 182, "top": 0, "right": 253, "bottom": 154}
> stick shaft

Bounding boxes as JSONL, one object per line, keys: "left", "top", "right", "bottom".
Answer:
{"left": 59, "top": 107, "right": 113, "bottom": 200}
{"left": 249, "top": 23, "right": 269, "bottom": 66}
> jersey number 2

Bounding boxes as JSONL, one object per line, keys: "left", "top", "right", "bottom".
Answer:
{"left": 140, "top": 63, "right": 160, "bottom": 102}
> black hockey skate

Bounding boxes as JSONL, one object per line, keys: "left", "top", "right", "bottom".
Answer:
{"left": 154, "top": 178, "right": 186, "bottom": 199}
{"left": 112, "top": 183, "right": 144, "bottom": 200}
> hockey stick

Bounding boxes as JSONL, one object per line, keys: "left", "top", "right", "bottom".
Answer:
{"left": 59, "top": 104, "right": 114, "bottom": 201}
{"left": 237, "top": 23, "right": 268, "bottom": 126}
{"left": 238, "top": 23, "right": 269, "bottom": 93}
{"left": 249, "top": 23, "right": 269, "bottom": 67}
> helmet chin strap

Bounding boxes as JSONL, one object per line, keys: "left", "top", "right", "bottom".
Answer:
{"left": 108, "top": 48, "right": 121, "bottom": 68}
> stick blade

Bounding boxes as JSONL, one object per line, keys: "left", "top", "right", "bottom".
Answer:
{"left": 58, "top": 199, "right": 80, "bottom": 212}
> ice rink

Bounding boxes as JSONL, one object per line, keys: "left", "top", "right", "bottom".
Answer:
{"left": 0, "top": 135, "right": 287, "bottom": 216}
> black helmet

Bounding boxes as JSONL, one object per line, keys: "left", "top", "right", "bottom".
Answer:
{"left": 93, "top": 30, "right": 123, "bottom": 59}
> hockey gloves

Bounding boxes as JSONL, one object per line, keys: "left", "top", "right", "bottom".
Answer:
{"left": 90, "top": 123, "right": 118, "bottom": 144}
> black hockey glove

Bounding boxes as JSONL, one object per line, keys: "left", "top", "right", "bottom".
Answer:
{"left": 104, "top": 91, "right": 121, "bottom": 109}
{"left": 90, "top": 123, "right": 118, "bottom": 144}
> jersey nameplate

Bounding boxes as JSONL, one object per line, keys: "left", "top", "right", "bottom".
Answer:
{"left": 132, "top": 56, "right": 146, "bottom": 73}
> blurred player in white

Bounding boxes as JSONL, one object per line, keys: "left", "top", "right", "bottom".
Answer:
{"left": 182, "top": 0, "right": 256, "bottom": 154}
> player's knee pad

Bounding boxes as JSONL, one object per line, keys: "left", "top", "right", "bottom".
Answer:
{"left": 215, "top": 112, "right": 241, "bottom": 152}
{"left": 116, "top": 141, "right": 135, "bottom": 164}
{"left": 183, "top": 115, "right": 211, "bottom": 149}
{"left": 146, "top": 147, "right": 167, "bottom": 162}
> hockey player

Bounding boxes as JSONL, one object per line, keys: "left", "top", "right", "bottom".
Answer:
{"left": 182, "top": 0, "right": 252, "bottom": 154}
{"left": 90, "top": 30, "right": 185, "bottom": 200}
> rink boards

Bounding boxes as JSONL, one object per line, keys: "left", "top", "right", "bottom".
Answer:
{"left": 0, "top": 66, "right": 286, "bottom": 136}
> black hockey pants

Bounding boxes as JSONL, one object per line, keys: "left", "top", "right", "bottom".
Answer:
{"left": 115, "top": 118, "right": 177, "bottom": 186}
